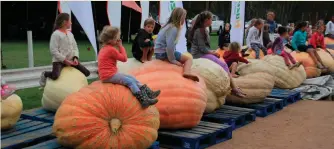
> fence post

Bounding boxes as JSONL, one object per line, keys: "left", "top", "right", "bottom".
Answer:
{"left": 27, "top": 31, "right": 34, "bottom": 68}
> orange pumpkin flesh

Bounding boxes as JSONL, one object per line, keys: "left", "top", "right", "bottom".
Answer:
{"left": 245, "top": 48, "right": 265, "bottom": 59}
{"left": 129, "top": 60, "right": 207, "bottom": 129}
{"left": 290, "top": 51, "right": 321, "bottom": 78}
{"left": 53, "top": 81, "right": 160, "bottom": 149}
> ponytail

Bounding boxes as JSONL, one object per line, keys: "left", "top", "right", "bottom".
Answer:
{"left": 188, "top": 11, "right": 213, "bottom": 43}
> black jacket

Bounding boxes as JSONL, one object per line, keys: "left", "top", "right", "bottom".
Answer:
{"left": 132, "top": 29, "right": 154, "bottom": 59}
{"left": 218, "top": 29, "right": 231, "bottom": 48}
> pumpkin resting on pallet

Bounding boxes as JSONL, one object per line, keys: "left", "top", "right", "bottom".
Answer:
{"left": 1, "top": 94, "right": 23, "bottom": 130}
{"left": 191, "top": 58, "right": 231, "bottom": 113}
{"left": 53, "top": 81, "right": 160, "bottom": 149}
{"left": 237, "top": 55, "right": 306, "bottom": 89}
{"left": 226, "top": 72, "right": 275, "bottom": 104}
{"left": 290, "top": 51, "right": 321, "bottom": 78}
{"left": 42, "top": 67, "right": 88, "bottom": 112}
{"left": 129, "top": 60, "right": 207, "bottom": 129}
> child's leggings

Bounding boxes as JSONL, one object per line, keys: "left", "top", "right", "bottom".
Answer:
{"left": 103, "top": 73, "right": 143, "bottom": 94}
{"left": 44, "top": 62, "right": 91, "bottom": 80}
{"left": 251, "top": 43, "right": 267, "bottom": 59}
{"left": 280, "top": 50, "right": 296, "bottom": 65}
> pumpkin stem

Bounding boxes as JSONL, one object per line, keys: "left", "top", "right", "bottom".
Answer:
{"left": 110, "top": 118, "right": 122, "bottom": 134}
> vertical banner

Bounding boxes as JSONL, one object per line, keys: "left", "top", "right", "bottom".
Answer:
{"left": 140, "top": 1, "right": 150, "bottom": 28}
{"left": 66, "top": 1, "right": 98, "bottom": 57}
{"left": 107, "top": 1, "right": 122, "bottom": 27}
{"left": 160, "top": 1, "right": 187, "bottom": 53}
{"left": 58, "top": 1, "right": 72, "bottom": 31}
{"left": 230, "top": 1, "right": 245, "bottom": 45}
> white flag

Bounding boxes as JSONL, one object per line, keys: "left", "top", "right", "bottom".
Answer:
{"left": 58, "top": 1, "right": 72, "bottom": 31}
{"left": 230, "top": 1, "right": 245, "bottom": 45}
{"left": 66, "top": 1, "right": 98, "bottom": 58}
{"left": 160, "top": 1, "right": 187, "bottom": 54}
{"left": 107, "top": 1, "right": 122, "bottom": 28}
{"left": 140, "top": 1, "right": 150, "bottom": 28}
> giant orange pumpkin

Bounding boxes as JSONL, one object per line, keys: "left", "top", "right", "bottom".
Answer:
{"left": 215, "top": 48, "right": 227, "bottom": 62}
{"left": 53, "top": 81, "right": 160, "bottom": 149}
{"left": 129, "top": 60, "right": 207, "bottom": 129}
{"left": 290, "top": 51, "right": 321, "bottom": 78}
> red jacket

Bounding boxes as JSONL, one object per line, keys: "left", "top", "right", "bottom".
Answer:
{"left": 309, "top": 32, "right": 325, "bottom": 49}
{"left": 223, "top": 51, "right": 249, "bottom": 64}
{"left": 98, "top": 45, "right": 127, "bottom": 81}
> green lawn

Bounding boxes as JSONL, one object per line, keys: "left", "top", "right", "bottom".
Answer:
{"left": 3, "top": 35, "right": 219, "bottom": 110}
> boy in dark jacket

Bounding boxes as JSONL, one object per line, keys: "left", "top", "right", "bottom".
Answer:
{"left": 132, "top": 18, "right": 156, "bottom": 63}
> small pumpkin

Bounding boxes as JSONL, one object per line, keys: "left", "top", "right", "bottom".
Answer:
{"left": 226, "top": 72, "right": 275, "bottom": 104}
{"left": 42, "top": 67, "right": 88, "bottom": 112}
{"left": 53, "top": 81, "right": 160, "bottom": 149}
{"left": 1, "top": 94, "right": 23, "bottom": 130}
{"left": 191, "top": 58, "right": 231, "bottom": 113}
{"left": 290, "top": 51, "right": 321, "bottom": 78}
{"left": 129, "top": 60, "right": 207, "bottom": 129}
{"left": 237, "top": 55, "right": 306, "bottom": 89}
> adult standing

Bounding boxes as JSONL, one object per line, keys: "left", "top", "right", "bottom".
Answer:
{"left": 325, "top": 15, "right": 334, "bottom": 39}
{"left": 265, "top": 11, "right": 278, "bottom": 33}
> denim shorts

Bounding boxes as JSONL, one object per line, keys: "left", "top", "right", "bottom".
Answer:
{"left": 155, "top": 51, "right": 182, "bottom": 61}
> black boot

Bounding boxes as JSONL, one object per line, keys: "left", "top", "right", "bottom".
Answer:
{"left": 140, "top": 84, "right": 161, "bottom": 99}
{"left": 133, "top": 90, "right": 151, "bottom": 108}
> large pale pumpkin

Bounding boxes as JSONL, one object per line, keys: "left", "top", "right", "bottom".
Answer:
{"left": 191, "top": 58, "right": 231, "bottom": 113}
{"left": 290, "top": 51, "right": 321, "bottom": 78}
{"left": 315, "top": 48, "right": 334, "bottom": 73}
{"left": 226, "top": 72, "right": 275, "bottom": 104}
{"left": 1, "top": 94, "right": 23, "bottom": 130}
{"left": 53, "top": 81, "right": 160, "bottom": 149}
{"left": 129, "top": 60, "right": 207, "bottom": 129}
{"left": 325, "top": 37, "right": 334, "bottom": 49}
{"left": 42, "top": 67, "right": 88, "bottom": 112}
{"left": 237, "top": 55, "right": 306, "bottom": 89}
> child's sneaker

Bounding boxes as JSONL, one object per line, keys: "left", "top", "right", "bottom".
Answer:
{"left": 39, "top": 72, "right": 47, "bottom": 87}
{"left": 1, "top": 86, "right": 15, "bottom": 100}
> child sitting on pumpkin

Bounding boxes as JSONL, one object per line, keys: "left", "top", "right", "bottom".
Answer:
{"left": 223, "top": 42, "right": 250, "bottom": 78}
{"left": 98, "top": 26, "right": 160, "bottom": 108}
{"left": 132, "top": 18, "right": 156, "bottom": 63}
{"left": 272, "top": 27, "right": 301, "bottom": 69}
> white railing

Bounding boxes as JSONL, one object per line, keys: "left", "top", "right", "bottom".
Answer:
{"left": 1, "top": 61, "right": 98, "bottom": 89}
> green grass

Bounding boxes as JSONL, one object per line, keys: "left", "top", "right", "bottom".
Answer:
{"left": 1, "top": 40, "right": 134, "bottom": 69}
{"left": 4, "top": 35, "right": 219, "bottom": 110}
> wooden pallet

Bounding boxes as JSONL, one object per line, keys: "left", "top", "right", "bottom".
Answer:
{"left": 1, "top": 117, "right": 54, "bottom": 149}
{"left": 158, "top": 121, "right": 232, "bottom": 149}
{"left": 202, "top": 105, "right": 256, "bottom": 130}
{"left": 269, "top": 88, "right": 301, "bottom": 105}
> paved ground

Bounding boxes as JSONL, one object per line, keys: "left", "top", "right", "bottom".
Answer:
{"left": 208, "top": 100, "right": 334, "bottom": 149}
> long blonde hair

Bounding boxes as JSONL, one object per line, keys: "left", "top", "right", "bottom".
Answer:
{"left": 228, "top": 42, "right": 241, "bottom": 52}
{"left": 163, "top": 7, "right": 187, "bottom": 43}
{"left": 99, "top": 25, "right": 120, "bottom": 46}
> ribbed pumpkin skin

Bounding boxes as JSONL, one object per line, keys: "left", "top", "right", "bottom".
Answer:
{"left": 237, "top": 56, "right": 306, "bottom": 89}
{"left": 290, "top": 51, "right": 321, "bottom": 78}
{"left": 42, "top": 67, "right": 88, "bottom": 112}
{"left": 129, "top": 60, "right": 207, "bottom": 129}
{"left": 52, "top": 81, "right": 160, "bottom": 149}
{"left": 316, "top": 48, "right": 334, "bottom": 72}
{"left": 1, "top": 94, "right": 23, "bottom": 130}
{"left": 226, "top": 72, "right": 275, "bottom": 104}
{"left": 191, "top": 58, "right": 231, "bottom": 113}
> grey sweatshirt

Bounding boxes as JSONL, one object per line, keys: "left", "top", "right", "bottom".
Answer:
{"left": 191, "top": 28, "right": 211, "bottom": 59}
{"left": 154, "top": 24, "right": 179, "bottom": 64}
{"left": 246, "top": 26, "right": 263, "bottom": 47}
{"left": 49, "top": 30, "right": 79, "bottom": 63}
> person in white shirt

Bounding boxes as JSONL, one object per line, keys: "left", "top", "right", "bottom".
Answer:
{"left": 246, "top": 19, "right": 267, "bottom": 59}
{"left": 325, "top": 16, "right": 334, "bottom": 39}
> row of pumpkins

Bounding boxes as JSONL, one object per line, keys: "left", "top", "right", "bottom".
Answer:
{"left": 2, "top": 38, "right": 334, "bottom": 149}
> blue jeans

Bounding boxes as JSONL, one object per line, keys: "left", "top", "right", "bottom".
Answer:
{"left": 155, "top": 51, "right": 182, "bottom": 61}
{"left": 250, "top": 43, "right": 267, "bottom": 59}
{"left": 103, "top": 73, "right": 143, "bottom": 94}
